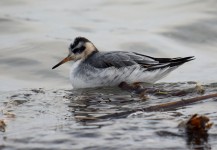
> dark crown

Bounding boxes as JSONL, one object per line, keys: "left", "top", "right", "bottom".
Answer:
{"left": 70, "top": 37, "right": 89, "bottom": 49}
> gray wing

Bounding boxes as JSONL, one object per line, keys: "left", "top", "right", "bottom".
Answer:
{"left": 84, "top": 51, "right": 159, "bottom": 69}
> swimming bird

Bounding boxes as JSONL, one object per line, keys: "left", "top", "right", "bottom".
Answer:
{"left": 52, "top": 37, "right": 194, "bottom": 89}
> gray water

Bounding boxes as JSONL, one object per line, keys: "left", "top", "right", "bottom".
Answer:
{"left": 0, "top": 0, "right": 217, "bottom": 149}
{"left": 1, "top": 83, "right": 217, "bottom": 149}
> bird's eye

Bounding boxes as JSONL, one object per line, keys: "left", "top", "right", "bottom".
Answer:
{"left": 80, "top": 46, "right": 85, "bottom": 51}
{"left": 73, "top": 48, "right": 79, "bottom": 54}
{"left": 73, "top": 46, "right": 86, "bottom": 54}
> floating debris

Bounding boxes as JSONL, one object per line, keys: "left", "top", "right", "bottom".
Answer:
{"left": 0, "top": 120, "right": 6, "bottom": 132}
{"left": 94, "top": 93, "right": 217, "bottom": 120}
{"left": 178, "top": 114, "right": 213, "bottom": 132}
{"left": 118, "top": 81, "right": 206, "bottom": 98}
{"left": 178, "top": 114, "right": 213, "bottom": 149}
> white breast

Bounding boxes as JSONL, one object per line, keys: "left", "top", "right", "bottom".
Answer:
{"left": 69, "top": 60, "right": 86, "bottom": 88}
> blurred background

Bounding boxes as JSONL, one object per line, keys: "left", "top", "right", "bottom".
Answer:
{"left": 1, "top": 0, "right": 217, "bottom": 91}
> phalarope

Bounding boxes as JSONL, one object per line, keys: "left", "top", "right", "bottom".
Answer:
{"left": 52, "top": 37, "right": 194, "bottom": 88}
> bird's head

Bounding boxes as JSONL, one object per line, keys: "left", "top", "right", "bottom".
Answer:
{"left": 52, "top": 37, "right": 97, "bottom": 69}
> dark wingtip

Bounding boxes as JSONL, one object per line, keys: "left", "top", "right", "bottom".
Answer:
{"left": 182, "top": 56, "right": 195, "bottom": 62}
{"left": 169, "top": 56, "right": 195, "bottom": 67}
{"left": 186, "top": 56, "right": 195, "bottom": 59}
{"left": 146, "top": 56, "right": 195, "bottom": 71}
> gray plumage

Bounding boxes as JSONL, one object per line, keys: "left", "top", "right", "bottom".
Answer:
{"left": 84, "top": 51, "right": 194, "bottom": 71}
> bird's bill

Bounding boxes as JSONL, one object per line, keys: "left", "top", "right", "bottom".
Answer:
{"left": 52, "top": 56, "right": 73, "bottom": 69}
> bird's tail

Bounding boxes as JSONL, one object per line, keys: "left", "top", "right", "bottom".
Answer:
{"left": 147, "top": 56, "right": 195, "bottom": 71}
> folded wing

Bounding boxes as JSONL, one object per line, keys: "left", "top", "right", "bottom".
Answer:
{"left": 85, "top": 51, "right": 194, "bottom": 70}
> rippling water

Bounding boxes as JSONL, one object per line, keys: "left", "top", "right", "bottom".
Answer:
{"left": 1, "top": 83, "right": 217, "bottom": 149}
{"left": 1, "top": 0, "right": 217, "bottom": 149}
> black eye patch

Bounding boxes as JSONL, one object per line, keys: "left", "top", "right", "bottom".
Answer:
{"left": 73, "top": 46, "right": 85, "bottom": 54}
{"left": 70, "top": 44, "right": 75, "bottom": 49}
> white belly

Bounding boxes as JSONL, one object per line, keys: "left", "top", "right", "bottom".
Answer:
{"left": 70, "top": 61, "right": 176, "bottom": 89}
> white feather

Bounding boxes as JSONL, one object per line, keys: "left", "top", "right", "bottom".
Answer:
{"left": 70, "top": 60, "right": 177, "bottom": 89}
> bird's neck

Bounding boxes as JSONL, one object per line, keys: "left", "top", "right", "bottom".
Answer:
{"left": 84, "top": 42, "right": 98, "bottom": 59}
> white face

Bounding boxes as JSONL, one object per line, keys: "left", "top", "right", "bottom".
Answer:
{"left": 68, "top": 41, "right": 96, "bottom": 60}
